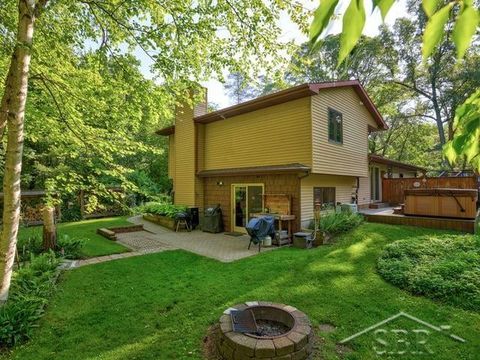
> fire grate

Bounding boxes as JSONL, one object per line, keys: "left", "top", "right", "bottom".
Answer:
{"left": 230, "top": 310, "right": 257, "bottom": 333}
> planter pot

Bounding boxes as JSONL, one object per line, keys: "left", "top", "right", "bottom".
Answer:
{"left": 143, "top": 213, "right": 176, "bottom": 230}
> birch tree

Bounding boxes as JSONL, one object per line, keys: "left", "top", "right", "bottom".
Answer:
{"left": 0, "top": 0, "right": 47, "bottom": 303}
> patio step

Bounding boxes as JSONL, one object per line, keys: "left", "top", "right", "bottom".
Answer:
{"left": 393, "top": 207, "right": 403, "bottom": 215}
{"left": 97, "top": 228, "right": 116, "bottom": 240}
{"left": 369, "top": 202, "right": 390, "bottom": 209}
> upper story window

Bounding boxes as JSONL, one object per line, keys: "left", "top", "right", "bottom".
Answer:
{"left": 328, "top": 108, "right": 343, "bottom": 144}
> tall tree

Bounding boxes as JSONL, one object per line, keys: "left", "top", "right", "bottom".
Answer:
{"left": 224, "top": 72, "right": 258, "bottom": 104}
{"left": 0, "top": 0, "right": 308, "bottom": 302}
{"left": 0, "top": 0, "right": 47, "bottom": 304}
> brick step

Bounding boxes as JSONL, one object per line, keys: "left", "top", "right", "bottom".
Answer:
{"left": 369, "top": 202, "right": 390, "bottom": 209}
{"left": 97, "top": 228, "right": 116, "bottom": 240}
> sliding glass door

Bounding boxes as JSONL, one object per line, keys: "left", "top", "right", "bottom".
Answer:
{"left": 232, "top": 184, "right": 264, "bottom": 233}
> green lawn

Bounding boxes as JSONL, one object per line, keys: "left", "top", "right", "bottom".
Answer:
{"left": 5, "top": 223, "right": 480, "bottom": 359}
{"left": 18, "top": 217, "right": 131, "bottom": 258}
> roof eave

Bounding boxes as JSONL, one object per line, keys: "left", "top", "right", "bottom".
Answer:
{"left": 159, "top": 81, "right": 387, "bottom": 132}
{"left": 369, "top": 155, "right": 425, "bottom": 172}
{"left": 155, "top": 125, "right": 175, "bottom": 136}
{"left": 194, "top": 84, "right": 315, "bottom": 124}
{"left": 197, "top": 164, "right": 311, "bottom": 177}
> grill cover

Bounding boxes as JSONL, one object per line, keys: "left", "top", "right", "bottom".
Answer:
{"left": 246, "top": 216, "right": 275, "bottom": 244}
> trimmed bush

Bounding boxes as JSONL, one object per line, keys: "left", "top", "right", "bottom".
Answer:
{"left": 139, "top": 202, "right": 187, "bottom": 219}
{"left": 311, "top": 211, "right": 364, "bottom": 235}
{"left": 0, "top": 252, "right": 60, "bottom": 348}
{"left": 377, "top": 235, "right": 480, "bottom": 311}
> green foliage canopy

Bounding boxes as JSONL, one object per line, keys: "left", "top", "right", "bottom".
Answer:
{"left": 0, "top": 0, "right": 308, "bottom": 205}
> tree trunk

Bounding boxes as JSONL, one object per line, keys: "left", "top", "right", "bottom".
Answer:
{"left": 0, "top": 0, "right": 38, "bottom": 304}
{"left": 42, "top": 206, "right": 57, "bottom": 251}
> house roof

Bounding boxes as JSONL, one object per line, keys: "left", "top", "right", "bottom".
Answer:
{"left": 155, "top": 125, "right": 175, "bottom": 136}
{"left": 197, "top": 163, "right": 311, "bottom": 177}
{"left": 156, "top": 80, "right": 387, "bottom": 135}
{"left": 369, "top": 154, "right": 426, "bottom": 172}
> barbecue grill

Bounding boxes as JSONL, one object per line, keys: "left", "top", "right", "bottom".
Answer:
{"left": 246, "top": 216, "right": 275, "bottom": 252}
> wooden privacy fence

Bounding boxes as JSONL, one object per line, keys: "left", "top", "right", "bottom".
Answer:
{"left": 0, "top": 188, "right": 127, "bottom": 225}
{"left": 382, "top": 176, "right": 479, "bottom": 204}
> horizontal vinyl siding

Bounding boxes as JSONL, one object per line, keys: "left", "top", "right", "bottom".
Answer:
{"left": 358, "top": 176, "right": 370, "bottom": 206}
{"left": 173, "top": 98, "right": 207, "bottom": 207}
{"left": 312, "top": 88, "right": 378, "bottom": 177}
{"left": 168, "top": 135, "right": 175, "bottom": 180}
{"left": 204, "top": 97, "right": 312, "bottom": 170}
{"left": 300, "top": 174, "right": 356, "bottom": 227}
{"left": 174, "top": 105, "right": 196, "bottom": 206}
{"left": 195, "top": 124, "right": 205, "bottom": 211}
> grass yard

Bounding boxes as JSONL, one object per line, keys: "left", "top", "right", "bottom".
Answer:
{"left": 18, "top": 217, "right": 131, "bottom": 258}
{"left": 4, "top": 223, "right": 479, "bottom": 359}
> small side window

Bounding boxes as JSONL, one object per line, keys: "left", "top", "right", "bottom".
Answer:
{"left": 313, "top": 187, "right": 336, "bottom": 210}
{"left": 328, "top": 108, "right": 343, "bottom": 144}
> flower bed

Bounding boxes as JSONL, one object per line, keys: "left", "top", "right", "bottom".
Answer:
{"left": 139, "top": 202, "right": 187, "bottom": 230}
{"left": 143, "top": 213, "right": 176, "bottom": 230}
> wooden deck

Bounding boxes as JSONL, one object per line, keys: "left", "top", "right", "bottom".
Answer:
{"left": 360, "top": 208, "right": 475, "bottom": 233}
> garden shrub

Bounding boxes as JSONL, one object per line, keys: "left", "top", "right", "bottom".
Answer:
{"left": 0, "top": 252, "right": 60, "bottom": 348}
{"left": 60, "top": 202, "right": 82, "bottom": 222}
{"left": 377, "top": 235, "right": 480, "bottom": 311}
{"left": 17, "top": 234, "right": 43, "bottom": 262}
{"left": 311, "top": 211, "right": 364, "bottom": 235}
{"left": 17, "top": 233, "right": 85, "bottom": 261}
{"left": 56, "top": 234, "right": 85, "bottom": 259}
{"left": 139, "top": 202, "right": 187, "bottom": 218}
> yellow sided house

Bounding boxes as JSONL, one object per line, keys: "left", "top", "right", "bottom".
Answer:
{"left": 157, "top": 80, "right": 389, "bottom": 233}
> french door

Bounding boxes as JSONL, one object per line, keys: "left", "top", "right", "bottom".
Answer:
{"left": 232, "top": 184, "right": 264, "bottom": 233}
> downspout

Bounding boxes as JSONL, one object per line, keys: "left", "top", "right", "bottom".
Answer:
{"left": 297, "top": 169, "right": 310, "bottom": 231}
{"left": 298, "top": 169, "right": 310, "bottom": 180}
{"left": 355, "top": 177, "right": 360, "bottom": 205}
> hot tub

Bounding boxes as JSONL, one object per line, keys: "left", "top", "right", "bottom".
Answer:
{"left": 404, "top": 188, "right": 478, "bottom": 219}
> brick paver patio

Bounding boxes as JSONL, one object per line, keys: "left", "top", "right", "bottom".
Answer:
{"left": 70, "top": 215, "right": 277, "bottom": 268}
{"left": 128, "top": 215, "right": 277, "bottom": 262}
{"left": 115, "top": 231, "right": 175, "bottom": 252}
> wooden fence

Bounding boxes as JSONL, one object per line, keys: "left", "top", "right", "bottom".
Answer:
{"left": 382, "top": 176, "right": 479, "bottom": 204}
{"left": 0, "top": 188, "right": 127, "bottom": 225}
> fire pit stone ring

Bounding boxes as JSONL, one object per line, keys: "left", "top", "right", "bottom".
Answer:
{"left": 217, "top": 301, "right": 313, "bottom": 359}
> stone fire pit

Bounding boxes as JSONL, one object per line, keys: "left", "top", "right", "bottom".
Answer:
{"left": 217, "top": 301, "right": 313, "bottom": 359}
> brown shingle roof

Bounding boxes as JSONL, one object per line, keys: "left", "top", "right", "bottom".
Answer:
{"left": 155, "top": 125, "right": 175, "bottom": 136}
{"left": 369, "top": 154, "right": 425, "bottom": 172}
